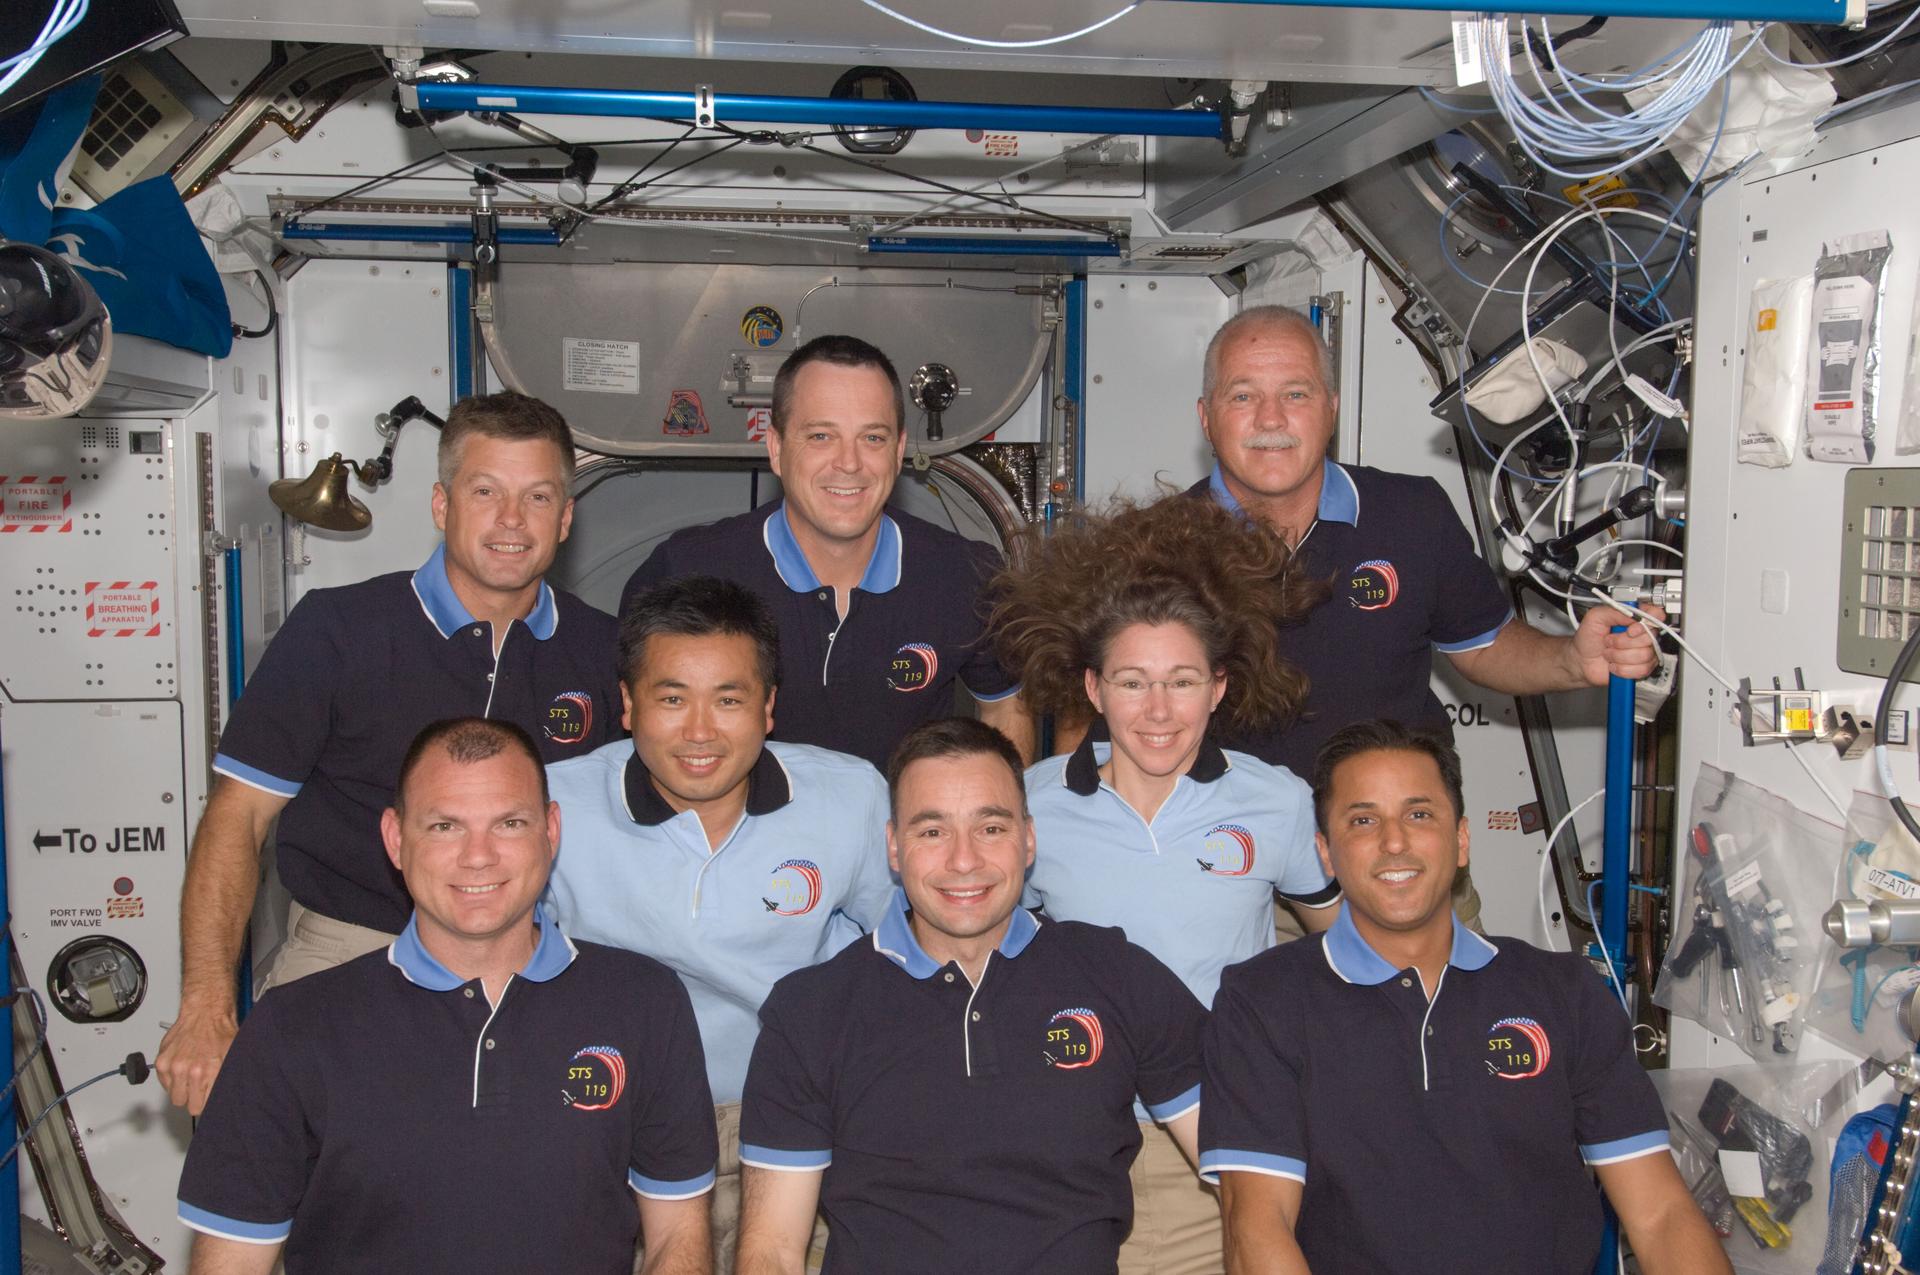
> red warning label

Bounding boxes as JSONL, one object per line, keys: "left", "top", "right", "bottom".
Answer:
{"left": 0, "top": 475, "right": 72, "bottom": 533}
{"left": 86, "top": 581, "right": 162, "bottom": 637}
{"left": 746, "top": 407, "right": 772, "bottom": 443}
{"left": 983, "top": 133, "right": 1018, "bottom": 157}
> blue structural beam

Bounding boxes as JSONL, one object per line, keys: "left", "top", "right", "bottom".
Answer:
{"left": 1181, "top": 0, "right": 1853, "bottom": 24}
{"left": 867, "top": 236, "right": 1122, "bottom": 257}
{"left": 1593, "top": 628, "right": 1638, "bottom": 1275}
{"left": 413, "top": 82, "right": 1225, "bottom": 138}
{"left": 281, "top": 222, "right": 562, "bottom": 245}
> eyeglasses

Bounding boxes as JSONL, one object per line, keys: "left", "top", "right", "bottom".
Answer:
{"left": 1098, "top": 674, "right": 1219, "bottom": 702}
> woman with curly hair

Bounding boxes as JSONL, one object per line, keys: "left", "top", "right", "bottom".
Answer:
{"left": 986, "top": 495, "right": 1339, "bottom": 1275}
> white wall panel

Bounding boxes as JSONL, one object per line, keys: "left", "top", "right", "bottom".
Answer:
{"left": 1081, "top": 275, "right": 1225, "bottom": 504}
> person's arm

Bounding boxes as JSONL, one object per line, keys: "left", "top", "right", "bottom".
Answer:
{"left": 1219, "top": 1172, "right": 1311, "bottom": 1275}
{"left": 1286, "top": 900, "right": 1339, "bottom": 934}
{"left": 1446, "top": 604, "right": 1664, "bottom": 695}
{"left": 157, "top": 778, "right": 288, "bottom": 1115}
{"left": 187, "top": 1234, "right": 282, "bottom": 1275}
{"left": 734, "top": 1165, "right": 823, "bottom": 1275}
{"left": 977, "top": 691, "right": 1037, "bottom": 765}
{"left": 635, "top": 1193, "right": 713, "bottom": 1275}
{"left": 1598, "top": 1153, "right": 1732, "bottom": 1275}
{"left": 1050, "top": 712, "right": 1091, "bottom": 758}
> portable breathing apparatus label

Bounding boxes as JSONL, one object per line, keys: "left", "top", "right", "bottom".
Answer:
{"left": 85, "top": 581, "right": 161, "bottom": 637}
{"left": 1723, "top": 861, "right": 1764, "bottom": 899}
{"left": 562, "top": 338, "right": 641, "bottom": 394}
{"left": 0, "top": 475, "right": 72, "bottom": 532}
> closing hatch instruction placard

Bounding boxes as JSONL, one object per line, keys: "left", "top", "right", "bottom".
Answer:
{"left": 562, "top": 338, "right": 640, "bottom": 395}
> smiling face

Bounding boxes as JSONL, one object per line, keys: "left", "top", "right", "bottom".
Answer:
{"left": 1316, "top": 747, "right": 1469, "bottom": 945}
{"left": 382, "top": 745, "right": 559, "bottom": 956}
{"left": 622, "top": 631, "right": 775, "bottom": 822}
{"left": 1198, "top": 320, "right": 1337, "bottom": 515}
{"left": 765, "top": 360, "right": 905, "bottom": 550}
{"left": 1085, "top": 621, "right": 1225, "bottom": 784}
{"left": 431, "top": 433, "right": 574, "bottom": 611}
{"left": 888, "top": 751, "right": 1036, "bottom": 966}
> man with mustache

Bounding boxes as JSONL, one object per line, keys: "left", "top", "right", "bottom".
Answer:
{"left": 1176, "top": 306, "right": 1662, "bottom": 930}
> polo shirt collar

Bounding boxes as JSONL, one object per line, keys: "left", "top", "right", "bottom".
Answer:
{"left": 871, "top": 886, "right": 1040, "bottom": 979}
{"left": 410, "top": 544, "right": 559, "bottom": 640}
{"left": 387, "top": 906, "right": 578, "bottom": 991}
{"left": 762, "top": 503, "right": 903, "bottom": 594}
{"left": 1062, "top": 731, "right": 1230, "bottom": 797}
{"left": 1320, "top": 903, "right": 1498, "bottom": 986}
{"left": 1206, "top": 459, "right": 1360, "bottom": 527}
{"left": 620, "top": 746, "right": 793, "bottom": 827}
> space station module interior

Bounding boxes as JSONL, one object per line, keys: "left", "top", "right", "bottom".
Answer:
{"left": 24, "top": 0, "right": 1920, "bottom": 1269}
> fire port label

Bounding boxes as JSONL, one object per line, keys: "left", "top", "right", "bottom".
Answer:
{"left": 0, "top": 476, "right": 72, "bottom": 532}
{"left": 85, "top": 581, "right": 161, "bottom": 637}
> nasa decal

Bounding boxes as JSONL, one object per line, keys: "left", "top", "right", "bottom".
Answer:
{"left": 543, "top": 690, "right": 594, "bottom": 746}
{"left": 1347, "top": 558, "right": 1399, "bottom": 611}
{"left": 563, "top": 1045, "right": 627, "bottom": 1111}
{"left": 740, "top": 305, "right": 784, "bottom": 348}
{"left": 888, "top": 642, "right": 938, "bottom": 693}
{"left": 1486, "top": 1016, "right": 1551, "bottom": 1080}
{"left": 764, "top": 858, "right": 823, "bottom": 916}
{"left": 1043, "top": 1007, "right": 1105, "bottom": 1070}
{"left": 1197, "top": 823, "right": 1256, "bottom": 876}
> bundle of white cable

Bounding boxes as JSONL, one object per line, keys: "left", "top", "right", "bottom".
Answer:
{"left": 1471, "top": 15, "right": 1744, "bottom": 182}
{"left": 1, "top": 0, "right": 89, "bottom": 100}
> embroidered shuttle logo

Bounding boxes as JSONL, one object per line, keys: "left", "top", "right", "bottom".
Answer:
{"left": 1043, "top": 1008, "right": 1104, "bottom": 1070}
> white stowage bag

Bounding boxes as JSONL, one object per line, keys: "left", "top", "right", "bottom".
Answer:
{"left": 1627, "top": 33, "right": 1834, "bottom": 181}
{"left": 1463, "top": 337, "right": 1588, "bottom": 426}
{"left": 1738, "top": 274, "right": 1813, "bottom": 467}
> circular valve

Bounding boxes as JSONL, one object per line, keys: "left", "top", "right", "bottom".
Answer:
{"left": 46, "top": 936, "right": 148, "bottom": 1024}
{"left": 910, "top": 363, "right": 960, "bottom": 415}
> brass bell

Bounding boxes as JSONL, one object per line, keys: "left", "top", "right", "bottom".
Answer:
{"left": 268, "top": 453, "right": 372, "bottom": 532}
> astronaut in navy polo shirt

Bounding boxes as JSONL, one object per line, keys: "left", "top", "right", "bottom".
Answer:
{"left": 544, "top": 575, "right": 893, "bottom": 1270}
{"left": 620, "top": 333, "right": 1033, "bottom": 769}
{"left": 1200, "top": 720, "right": 1728, "bottom": 1275}
{"left": 994, "top": 495, "right": 1339, "bottom": 1275}
{"left": 177, "top": 718, "right": 716, "bottom": 1275}
{"left": 735, "top": 717, "right": 1208, "bottom": 1275}
{"left": 157, "top": 392, "right": 623, "bottom": 1119}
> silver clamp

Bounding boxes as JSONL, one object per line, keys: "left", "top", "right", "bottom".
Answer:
{"left": 694, "top": 84, "right": 717, "bottom": 129}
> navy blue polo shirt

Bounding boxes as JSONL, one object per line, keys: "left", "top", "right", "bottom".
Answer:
{"left": 619, "top": 503, "right": 1018, "bottom": 768}
{"left": 213, "top": 546, "right": 622, "bottom": 932}
{"left": 739, "top": 888, "right": 1206, "bottom": 1275}
{"left": 545, "top": 737, "right": 893, "bottom": 1104}
{"left": 1199, "top": 907, "right": 1669, "bottom": 1275}
{"left": 1191, "top": 460, "right": 1513, "bottom": 777}
{"left": 177, "top": 911, "right": 718, "bottom": 1275}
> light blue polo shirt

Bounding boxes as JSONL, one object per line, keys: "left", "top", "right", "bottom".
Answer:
{"left": 545, "top": 738, "right": 893, "bottom": 1104}
{"left": 1025, "top": 737, "right": 1339, "bottom": 1012}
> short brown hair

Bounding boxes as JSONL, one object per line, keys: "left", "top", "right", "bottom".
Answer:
{"left": 438, "top": 391, "right": 576, "bottom": 487}
{"left": 770, "top": 334, "right": 904, "bottom": 436}
{"left": 1310, "top": 719, "right": 1465, "bottom": 834}
{"left": 885, "top": 717, "right": 1026, "bottom": 819}
{"left": 395, "top": 717, "right": 548, "bottom": 812}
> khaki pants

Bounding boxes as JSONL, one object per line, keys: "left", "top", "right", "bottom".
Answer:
{"left": 1118, "top": 1120, "right": 1223, "bottom": 1275}
{"left": 707, "top": 1102, "right": 829, "bottom": 1274}
{"left": 1271, "top": 866, "right": 1485, "bottom": 943}
{"left": 260, "top": 901, "right": 397, "bottom": 992}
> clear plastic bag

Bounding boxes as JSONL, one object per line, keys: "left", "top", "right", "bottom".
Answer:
{"left": 1804, "top": 787, "right": 1920, "bottom": 1063}
{"left": 1656, "top": 764, "right": 1843, "bottom": 1062}
{"left": 1651, "top": 1063, "right": 1837, "bottom": 1270}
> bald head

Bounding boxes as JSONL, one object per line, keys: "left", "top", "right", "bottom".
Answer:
{"left": 1202, "top": 306, "right": 1334, "bottom": 400}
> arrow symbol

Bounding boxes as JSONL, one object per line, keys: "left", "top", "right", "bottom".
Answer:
{"left": 33, "top": 831, "right": 59, "bottom": 852}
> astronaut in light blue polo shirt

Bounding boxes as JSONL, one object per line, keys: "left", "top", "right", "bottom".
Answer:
{"left": 1006, "top": 555, "right": 1339, "bottom": 1275}
{"left": 544, "top": 575, "right": 892, "bottom": 1268}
